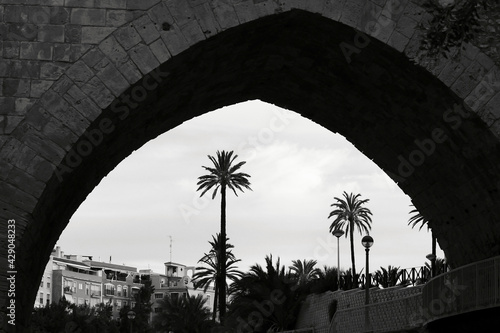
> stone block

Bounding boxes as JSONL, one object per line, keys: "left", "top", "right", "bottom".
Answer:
{"left": 126, "top": 0, "right": 160, "bottom": 10}
{"left": 8, "top": 23, "right": 38, "bottom": 41}
{"left": 81, "top": 26, "right": 116, "bottom": 44}
{"left": 21, "top": 130, "right": 67, "bottom": 162}
{"left": 96, "top": 0, "right": 127, "bottom": 9}
{"left": 82, "top": 47, "right": 106, "bottom": 67}
{"left": 99, "top": 34, "right": 128, "bottom": 66}
{"left": 28, "top": 6, "right": 51, "bottom": 24}
{"left": 95, "top": 58, "right": 129, "bottom": 96}
{"left": 133, "top": 14, "right": 160, "bottom": 45}
{"left": 192, "top": 2, "right": 220, "bottom": 37}
{"left": 65, "top": 0, "right": 95, "bottom": 7}
{"left": 65, "top": 60, "right": 94, "bottom": 86}
{"left": 70, "top": 44, "right": 92, "bottom": 62}
{"left": 114, "top": 25, "right": 141, "bottom": 50}
{"left": 180, "top": 19, "right": 205, "bottom": 45}
{"left": 3, "top": 41, "right": 19, "bottom": 58}
{"left": 40, "top": 0, "right": 65, "bottom": 6}
{"left": 53, "top": 42, "right": 71, "bottom": 61}
{"left": 37, "top": 24, "right": 64, "bottom": 42}
{"left": 70, "top": 8, "right": 106, "bottom": 26}
{"left": 81, "top": 75, "right": 115, "bottom": 108}
{"left": 51, "top": 75, "right": 73, "bottom": 94}
{"left": 149, "top": 37, "right": 170, "bottom": 63}
{"left": 117, "top": 58, "right": 142, "bottom": 84}
{"left": 160, "top": 23, "right": 189, "bottom": 56}
{"left": 27, "top": 155, "right": 55, "bottom": 182}
{"left": 49, "top": 6, "right": 70, "bottom": 24}
{"left": 30, "top": 79, "right": 54, "bottom": 98}
{"left": 106, "top": 9, "right": 133, "bottom": 26}
{"left": 147, "top": 1, "right": 174, "bottom": 27}
{"left": 40, "top": 61, "right": 70, "bottom": 80}
{"left": 166, "top": 0, "right": 196, "bottom": 27}
{"left": 64, "top": 24, "right": 81, "bottom": 43}
{"left": 3, "top": 78, "right": 30, "bottom": 97}
{"left": 63, "top": 84, "right": 101, "bottom": 121}
{"left": 20, "top": 41, "right": 53, "bottom": 60}
{"left": 10, "top": 60, "right": 39, "bottom": 79}
{"left": 212, "top": 1, "right": 239, "bottom": 30}
{"left": 128, "top": 42, "right": 159, "bottom": 74}
{"left": 4, "top": 5, "right": 29, "bottom": 23}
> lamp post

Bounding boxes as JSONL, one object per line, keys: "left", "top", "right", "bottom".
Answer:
{"left": 127, "top": 310, "right": 136, "bottom": 333}
{"left": 362, "top": 235, "right": 374, "bottom": 332}
{"left": 426, "top": 253, "right": 437, "bottom": 278}
{"left": 332, "top": 229, "right": 344, "bottom": 290}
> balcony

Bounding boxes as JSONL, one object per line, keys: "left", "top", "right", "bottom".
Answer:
{"left": 91, "top": 291, "right": 101, "bottom": 298}
{"left": 64, "top": 286, "right": 76, "bottom": 294}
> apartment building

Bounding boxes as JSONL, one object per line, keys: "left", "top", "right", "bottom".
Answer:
{"left": 35, "top": 247, "right": 215, "bottom": 322}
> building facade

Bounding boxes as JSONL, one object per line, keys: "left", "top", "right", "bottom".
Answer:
{"left": 35, "top": 247, "right": 215, "bottom": 322}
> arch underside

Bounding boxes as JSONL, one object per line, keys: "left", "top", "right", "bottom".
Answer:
{"left": 3, "top": 9, "right": 500, "bottom": 328}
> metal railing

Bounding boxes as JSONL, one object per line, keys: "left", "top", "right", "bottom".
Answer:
{"left": 422, "top": 255, "right": 500, "bottom": 324}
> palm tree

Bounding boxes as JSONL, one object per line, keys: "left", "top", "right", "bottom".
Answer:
{"left": 374, "top": 265, "right": 402, "bottom": 288}
{"left": 192, "top": 233, "right": 243, "bottom": 321}
{"left": 197, "top": 150, "right": 251, "bottom": 323}
{"left": 228, "top": 255, "right": 305, "bottom": 332}
{"left": 152, "top": 294, "right": 214, "bottom": 332}
{"left": 289, "top": 259, "right": 320, "bottom": 288}
{"left": 408, "top": 204, "right": 437, "bottom": 277}
{"left": 327, "top": 191, "right": 373, "bottom": 281}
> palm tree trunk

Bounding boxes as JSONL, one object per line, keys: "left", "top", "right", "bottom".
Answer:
{"left": 219, "top": 184, "right": 227, "bottom": 323}
{"left": 349, "top": 218, "right": 356, "bottom": 284}
{"left": 431, "top": 231, "right": 436, "bottom": 276}
{"left": 212, "top": 281, "right": 218, "bottom": 322}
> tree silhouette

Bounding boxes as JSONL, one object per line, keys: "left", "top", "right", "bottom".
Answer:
{"left": 197, "top": 150, "right": 251, "bottom": 323}
{"left": 192, "top": 233, "right": 242, "bottom": 321}
{"left": 328, "top": 191, "right": 373, "bottom": 281}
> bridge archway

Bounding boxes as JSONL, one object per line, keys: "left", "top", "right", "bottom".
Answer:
{"left": 1, "top": 1, "right": 500, "bottom": 330}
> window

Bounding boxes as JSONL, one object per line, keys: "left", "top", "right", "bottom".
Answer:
{"left": 154, "top": 307, "right": 162, "bottom": 313}
{"left": 155, "top": 293, "right": 163, "bottom": 299}
{"left": 39, "top": 292, "right": 43, "bottom": 304}
{"left": 85, "top": 284, "right": 89, "bottom": 295}
{"left": 40, "top": 280, "right": 43, "bottom": 288}
{"left": 46, "top": 294, "right": 50, "bottom": 305}
{"left": 47, "top": 282, "right": 51, "bottom": 289}
{"left": 123, "top": 286, "right": 128, "bottom": 297}
{"left": 171, "top": 293, "right": 178, "bottom": 302}
{"left": 79, "top": 283, "right": 83, "bottom": 290}
{"left": 116, "top": 300, "right": 122, "bottom": 309}
{"left": 117, "top": 285, "right": 122, "bottom": 297}
{"left": 105, "top": 284, "right": 115, "bottom": 296}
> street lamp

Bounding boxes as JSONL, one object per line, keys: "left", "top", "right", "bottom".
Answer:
{"left": 127, "top": 310, "right": 136, "bottom": 333}
{"left": 426, "top": 253, "right": 437, "bottom": 278}
{"left": 332, "top": 229, "right": 344, "bottom": 290}
{"left": 362, "top": 235, "right": 374, "bottom": 333}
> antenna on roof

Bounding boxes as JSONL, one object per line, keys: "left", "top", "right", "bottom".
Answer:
{"left": 169, "top": 235, "right": 173, "bottom": 262}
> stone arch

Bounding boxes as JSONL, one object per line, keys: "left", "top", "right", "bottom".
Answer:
{"left": 1, "top": 0, "right": 500, "bottom": 330}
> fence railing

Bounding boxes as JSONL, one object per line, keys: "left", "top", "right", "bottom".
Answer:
{"left": 422, "top": 255, "right": 500, "bottom": 324}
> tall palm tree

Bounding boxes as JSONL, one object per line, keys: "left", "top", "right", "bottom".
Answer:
{"left": 408, "top": 204, "right": 437, "bottom": 276}
{"left": 197, "top": 150, "right": 251, "bottom": 323}
{"left": 327, "top": 191, "right": 373, "bottom": 281}
{"left": 192, "top": 233, "right": 242, "bottom": 321}
{"left": 289, "top": 259, "right": 321, "bottom": 287}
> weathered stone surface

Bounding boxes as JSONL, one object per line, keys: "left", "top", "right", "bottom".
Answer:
{"left": 1, "top": 3, "right": 500, "bottom": 333}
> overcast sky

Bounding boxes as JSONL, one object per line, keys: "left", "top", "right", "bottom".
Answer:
{"left": 57, "top": 100, "right": 443, "bottom": 276}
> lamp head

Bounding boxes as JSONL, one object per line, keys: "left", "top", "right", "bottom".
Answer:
{"left": 361, "top": 235, "right": 374, "bottom": 248}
